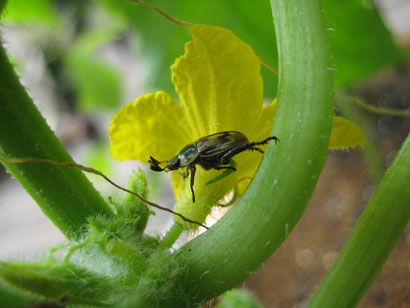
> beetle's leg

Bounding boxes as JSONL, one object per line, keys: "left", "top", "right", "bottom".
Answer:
{"left": 203, "top": 158, "right": 237, "bottom": 171}
{"left": 213, "top": 165, "right": 237, "bottom": 171}
{"left": 189, "top": 165, "right": 196, "bottom": 203}
{"left": 197, "top": 160, "right": 213, "bottom": 170}
{"left": 234, "top": 136, "right": 280, "bottom": 156}
{"left": 248, "top": 147, "right": 265, "bottom": 154}
{"left": 248, "top": 136, "right": 279, "bottom": 147}
{"left": 180, "top": 168, "right": 189, "bottom": 179}
{"left": 220, "top": 149, "right": 239, "bottom": 164}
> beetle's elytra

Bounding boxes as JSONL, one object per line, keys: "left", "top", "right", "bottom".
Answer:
{"left": 148, "top": 131, "right": 279, "bottom": 202}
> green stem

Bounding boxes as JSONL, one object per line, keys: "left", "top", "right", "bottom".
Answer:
{"left": 166, "top": 0, "right": 334, "bottom": 306}
{"left": 308, "top": 131, "right": 410, "bottom": 307}
{"left": 0, "top": 40, "right": 113, "bottom": 239}
{"left": 340, "top": 94, "right": 410, "bottom": 116}
{"left": 336, "top": 97, "right": 384, "bottom": 184}
{"left": 157, "top": 223, "right": 184, "bottom": 250}
{"left": 0, "top": 278, "right": 38, "bottom": 308}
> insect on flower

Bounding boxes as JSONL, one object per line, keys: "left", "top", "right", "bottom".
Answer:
{"left": 148, "top": 131, "right": 279, "bottom": 202}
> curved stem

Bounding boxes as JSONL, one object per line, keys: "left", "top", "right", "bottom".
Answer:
{"left": 308, "top": 131, "right": 410, "bottom": 307}
{"left": 165, "top": 0, "right": 334, "bottom": 306}
{"left": 0, "top": 279, "right": 37, "bottom": 308}
{"left": 0, "top": 41, "right": 113, "bottom": 239}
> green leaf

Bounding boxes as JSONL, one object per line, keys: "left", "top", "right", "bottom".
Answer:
{"left": 99, "top": 0, "right": 404, "bottom": 96}
{"left": 2, "top": 0, "right": 59, "bottom": 26}
{"left": 86, "top": 141, "right": 113, "bottom": 177}
{"left": 98, "top": 0, "right": 278, "bottom": 98}
{"left": 206, "top": 161, "right": 237, "bottom": 185}
{"left": 64, "top": 24, "right": 124, "bottom": 111}
{"left": 66, "top": 54, "right": 122, "bottom": 110}
{"left": 324, "top": 0, "right": 405, "bottom": 87}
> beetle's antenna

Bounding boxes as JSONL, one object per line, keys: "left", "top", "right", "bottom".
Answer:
{"left": 0, "top": 157, "right": 209, "bottom": 229}
{"left": 148, "top": 156, "right": 168, "bottom": 172}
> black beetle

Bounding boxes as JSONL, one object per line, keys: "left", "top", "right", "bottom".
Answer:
{"left": 148, "top": 131, "right": 279, "bottom": 202}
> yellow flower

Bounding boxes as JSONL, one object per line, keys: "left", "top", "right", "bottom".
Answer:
{"left": 109, "top": 24, "right": 364, "bottom": 229}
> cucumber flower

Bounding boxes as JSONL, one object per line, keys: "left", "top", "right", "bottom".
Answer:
{"left": 108, "top": 24, "right": 364, "bottom": 229}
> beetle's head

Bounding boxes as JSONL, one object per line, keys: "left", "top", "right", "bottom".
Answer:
{"left": 165, "top": 156, "right": 181, "bottom": 170}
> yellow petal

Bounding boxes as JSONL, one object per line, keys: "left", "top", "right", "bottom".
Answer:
{"left": 329, "top": 116, "right": 366, "bottom": 149}
{"left": 235, "top": 99, "right": 277, "bottom": 194}
{"left": 109, "top": 91, "right": 191, "bottom": 162}
{"left": 171, "top": 24, "right": 264, "bottom": 139}
{"left": 166, "top": 24, "right": 267, "bottom": 226}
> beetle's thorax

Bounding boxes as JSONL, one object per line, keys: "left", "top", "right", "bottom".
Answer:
{"left": 167, "top": 143, "right": 198, "bottom": 170}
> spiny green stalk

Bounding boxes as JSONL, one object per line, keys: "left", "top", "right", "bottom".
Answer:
{"left": 0, "top": 0, "right": 113, "bottom": 238}
{"left": 0, "top": 278, "right": 39, "bottom": 308}
{"left": 0, "top": 40, "right": 113, "bottom": 239}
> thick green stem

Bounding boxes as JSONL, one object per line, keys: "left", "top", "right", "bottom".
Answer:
{"left": 0, "top": 40, "right": 113, "bottom": 239}
{"left": 308, "top": 131, "right": 410, "bottom": 307}
{"left": 0, "top": 278, "right": 38, "bottom": 308}
{"left": 166, "top": 0, "right": 333, "bottom": 306}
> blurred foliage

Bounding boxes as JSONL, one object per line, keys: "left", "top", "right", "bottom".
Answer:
{"left": 215, "top": 289, "right": 263, "bottom": 308}
{"left": 97, "top": 0, "right": 278, "bottom": 98}
{"left": 1, "top": 0, "right": 409, "bottom": 307}
{"left": 98, "top": 0, "right": 405, "bottom": 98}
{"left": 3, "top": 1, "right": 124, "bottom": 113}
{"left": 2, "top": 0, "right": 58, "bottom": 26}
{"left": 1, "top": 0, "right": 406, "bottom": 105}
{"left": 324, "top": 0, "right": 405, "bottom": 86}
{"left": 65, "top": 25, "right": 124, "bottom": 111}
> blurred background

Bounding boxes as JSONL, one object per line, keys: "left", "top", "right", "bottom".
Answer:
{"left": 0, "top": 0, "right": 409, "bottom": 307}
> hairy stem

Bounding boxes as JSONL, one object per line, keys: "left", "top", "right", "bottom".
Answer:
{"left": 0, "top": 40, "right": 113, "bottom": 239}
